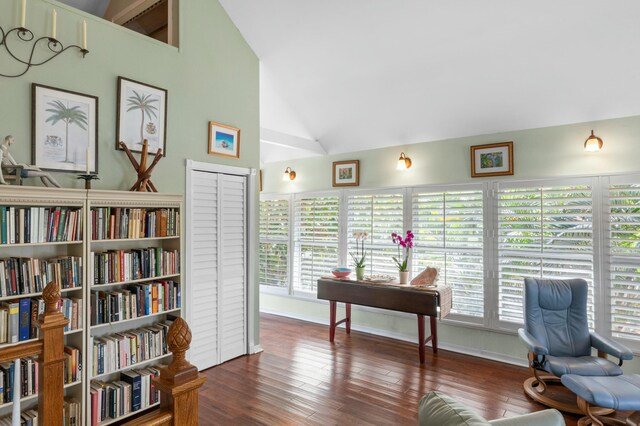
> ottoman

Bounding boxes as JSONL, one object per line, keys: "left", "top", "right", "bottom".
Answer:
{"left": 561, "top": 374, "right": 640, "bottom": 426}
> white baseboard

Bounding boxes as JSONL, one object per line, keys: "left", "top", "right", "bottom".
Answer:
{"left": 260, "top": 308, "right": 527, "bottom": 368}
{"left": 250, "top": 344, "right": 264, "bottom": 354}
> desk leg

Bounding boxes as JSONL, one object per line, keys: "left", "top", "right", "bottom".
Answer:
{"left": 417, "top": 314, "right": 425, "bottom": 364}
{"left": 345, "top": 303, "right": 351, "bottom": 334}
{"left": 430, "top": 316, "right": 438, "bottom": 353}
{"left": 329, "top": 301, "right": 337, "bottom": 342}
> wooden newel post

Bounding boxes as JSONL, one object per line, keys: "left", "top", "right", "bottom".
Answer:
{"left": 155, "top": 317, "right": 206, "bottom": 425}
{"left": 37, "top": 282, "right": 69, "bottom": 426}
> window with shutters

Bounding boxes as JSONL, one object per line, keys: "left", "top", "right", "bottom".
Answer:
{"left": 496, "top": 181, "right": 594, "bottom": 326}
{"left": 608, "top": 180, "right": 640, "bottom": 343}
{"left": 412, "top": 188, "right": 484, "bottom": 318}
{"left": 259, "top": 198, "right": 290, "bottom": 288}
{"left": 292, "top": 195, "right": 340, "bottom": 293}
{"left": 347, "top": 192, "right": 404, "bottom": 277}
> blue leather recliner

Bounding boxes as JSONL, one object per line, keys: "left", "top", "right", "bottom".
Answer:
{"left": 517, "top": 278, "right": 633, "bottom": 414}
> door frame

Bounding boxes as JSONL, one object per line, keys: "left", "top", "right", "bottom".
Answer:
{"left": 185, "top": 159, "right": 261, "bottom": 356}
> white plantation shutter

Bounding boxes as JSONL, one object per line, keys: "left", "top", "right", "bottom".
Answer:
{"left": 412, "top": 188, "right": 484, "bottom": 317}
{"left": 293, "top": 195, "right": 340, "bottom": 292}
{"left": 497, "top": 181, "right": 594, "bottom": 325}
{"left": 347, "top": 193, "right": 404, "bottom": 276}
{"left": 219, "top": 174, "right": 247, "bottom": 363}
{"left": 608, "top": 181, "right": 640, "bottom": 342}
{"left": 189, "top": 171, "right": 220, "bottom": 370}
{"left": 259, "top": 198, "right": 289, "bottom": 288}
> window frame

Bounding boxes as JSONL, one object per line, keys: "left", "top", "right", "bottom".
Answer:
{"left": 258, "top": 194, "right": 292, "bottom": 296}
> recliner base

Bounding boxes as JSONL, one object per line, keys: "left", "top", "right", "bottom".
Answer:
{"left": 523, "top": 375, "right": 614, "bottom": 416}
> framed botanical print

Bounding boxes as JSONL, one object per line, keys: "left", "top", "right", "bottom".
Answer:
{"left": 208, "top": 122, "right": 240, "bottom": 159}
{"left": 32, "top": 83, "right": 98, "bottom": 173}
{"left": 332, "top": 160, "right": 360, "bottom": 187}
{"left": 470, "top": 142, "right": 514, "bottom": 177}
{"left": 116, "top": 77, "right": 168, "bottom": 156}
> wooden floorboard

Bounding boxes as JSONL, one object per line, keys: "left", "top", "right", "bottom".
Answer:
{"left": 198, "top": 313, "right": 594, "bottom": 425}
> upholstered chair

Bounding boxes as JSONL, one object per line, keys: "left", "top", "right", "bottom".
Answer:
{"left": 518, "top": 278, "right": 633, "bottom": 414}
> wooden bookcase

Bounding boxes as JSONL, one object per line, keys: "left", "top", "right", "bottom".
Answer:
{"left": 0, "top": 186, "right": 86, "bottom": 421}
{"left": 85, "top": 190, "right": 183, "bottom": 425}
{"left": 0, "top": 187, "right": 183, "bottom": 425}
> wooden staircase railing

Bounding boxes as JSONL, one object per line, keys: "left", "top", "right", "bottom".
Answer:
{"left": 0, "top": 282, "right": 206, "bottom": 426}
{"left": 0, "top": 281, "right": 69, "bottom": 426}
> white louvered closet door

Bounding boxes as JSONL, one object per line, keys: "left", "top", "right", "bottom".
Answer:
{"left": 189, "top": 171, "right": 247, "bottom": 370}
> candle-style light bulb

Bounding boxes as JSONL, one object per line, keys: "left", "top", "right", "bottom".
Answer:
{"left": 82, "top": 20, "right": 87, "bottom": 49}
{"left": 20, "top": 0, "right": 27, "bottom": 28}
{"left": 51, "top": 9, "right": 57, "bottom": 39}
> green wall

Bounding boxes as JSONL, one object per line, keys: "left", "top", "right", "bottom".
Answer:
{"left": 0, "top": 0, "right": 261, "bottom": 341}
{"left": 261, "top": 115, "right": 640, "bottom": 373}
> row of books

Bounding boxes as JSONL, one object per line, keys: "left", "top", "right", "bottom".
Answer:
{"left": 0, "top": 206, "right": 82, "bottom": 245}
{"left": 91, "top": 322, "right": 170, "bottom": 376}
{"left": 91, "top": 367, "right": 160, "bottom": 425}
{"left": 91, "top": 281, "right": 181, "bottom": 326}
{"left": 93, "top": 248, "right": 179, "bottom": 285}
{"left": 0, "top": 297, "right": 82, "bottom": 344}
{"left": 91, "top": 208, "right": 179, "bottom": 240}
{"left": 63, "top": 400, "right": 81, "bottom": 426}
{"left": 0, "top": 409, "right": 38, "bottom": 426}
{"left": 0, "top": 256, "right": 82, "bottom": 297}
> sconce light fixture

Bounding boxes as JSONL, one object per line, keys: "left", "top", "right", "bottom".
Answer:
{"left": 584, "top": 130, "right": 603, "bottom": 152}
{"left": 282, "top": 166, "right": 296, "bottom": 181}
{"left": 397, "top": 152, "right": 412, "bottom": 170}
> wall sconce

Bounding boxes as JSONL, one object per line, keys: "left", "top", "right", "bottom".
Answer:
{"left": 584, "top": 130, "right": 603, "bottom": 152}
{"left": 282, "top": 167, "right": 296, "bottom": 181}
{"left": 397, "top": 152, "right": 412, "bottom": 170}
{"left": 0, "top": 2, "right": 89, "bottom": 78}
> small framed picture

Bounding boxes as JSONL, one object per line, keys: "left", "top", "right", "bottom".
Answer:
{"left": 116, "top": 77, "right": 168, "bottom": 156}
{"left": 32, "top": 83, "right": 98, "bottom": 173}
{"left": 332, "top": 160, "right": 360, "bottom": 187}
{"left": 208, "top": 122, "right": 240, "bottom": 159}
{"left": 470, "top": 142, "right": 514, "bottom": 177}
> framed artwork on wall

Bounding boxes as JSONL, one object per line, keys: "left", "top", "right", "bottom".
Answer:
{"left": 116, "top": 77, "right": 168, "bottom": 156}
{"left": 32, "top": 83, "right": 98, "bottom": 173}
{"left": 332, "top": 160, "right": 360, "bottom": 187}
{"left": 208, "top": 121, "right": 240, "bottom": 159}
{"left": 470, "top": 141, "right": 514, "bottom": 177}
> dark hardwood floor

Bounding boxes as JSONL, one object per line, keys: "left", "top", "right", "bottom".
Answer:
{"left": 198, "top": 313, "right": 586, "bottom": 425}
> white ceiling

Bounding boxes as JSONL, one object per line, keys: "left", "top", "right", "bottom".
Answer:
{"left": 218, "top": 0, "right": 640, "bottom": 164}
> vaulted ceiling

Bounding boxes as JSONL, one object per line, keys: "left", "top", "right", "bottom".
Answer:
{"left": 219, "top": 0, "right": 640, "bottom": 163}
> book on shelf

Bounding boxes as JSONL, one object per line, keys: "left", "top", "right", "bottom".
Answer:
{"left": 63, "top": 399, "right": 81, "bottom": 426}
{"left": 0, "top": 409, "right": 38, "bottom": 426}
{"left": 92, "top": 321, "right": 171, "bottom": 376}
{"left": 0, "top": 297, "right": 82, "bottom": 343}
{"left": 92, "top": 248, "right": 179, "bottom": 285}
{"left": 91, "top": 207, "right": 179, "bottom": 240}
{"left": 0, "top": 256, "right": 83, "bottom": 297}
{"left": 0, "top": 206, "right": 82, "bottom": 245}
{"left": 91, "top": 280, "right": 180, "bottom": 326}
{"left": 0, "top": 356, "right": 39, "bottom": 403}
{"left": 91, "top": 366, "right": 161, "bottom": 425}
{"left": 63, "top": 346, "right": 81, "bottom": 385}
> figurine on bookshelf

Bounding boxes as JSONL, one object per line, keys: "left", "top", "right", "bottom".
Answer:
{"left": 119, "top": 139, "right": 163, "bottom": 192}
{"left": 0, "top": 135, "right": 61, "bottom": 188}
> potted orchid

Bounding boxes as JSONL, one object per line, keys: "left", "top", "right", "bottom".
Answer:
{"left": 391, "top": 230, "right": 414, "bottom": 284}
{"left": 350, "top": 231, "right": 368, "bottom": 280}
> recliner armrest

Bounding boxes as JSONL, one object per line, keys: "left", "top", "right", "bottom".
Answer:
{"left": 489, "top": 409, "right": 565, "bottom": 426}
{"left": 590, "top": 332, "right": 633, "bottom": 361}
{"left": 518, "top": 329, "right": 549, "bottom": 356}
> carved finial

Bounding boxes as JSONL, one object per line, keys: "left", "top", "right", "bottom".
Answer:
{"left": 43, "top": 282, "right": 60, "bottom": 314}
{"left": 166, "top": 317, "right": 194, "bottom": 376}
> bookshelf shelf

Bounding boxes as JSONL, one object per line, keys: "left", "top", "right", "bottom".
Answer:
{"left": 0, "top": 286, "right": 82, "bottom": 302}
{"left": 91, "top": 308, "right": 180, "bottom": 331}
{"left": 97, "top": 401, "right": 160, "bottom": 426}
{"left": 90, "top": 273, "right": 180, "bottom": 289}
{"left": 0, "top": 327, "right": 83, "bottom": 350}
{"left": 91, "top": 236, "right": 180, "bottom": 244}
{"left": 0, "top": 380, "right": 82, "bottom": 411}
{"left": 90, "top": 352, "right": 171, "bottom": 380}
{"left": 0, "top": 241, "right": 83, "bottom": 248}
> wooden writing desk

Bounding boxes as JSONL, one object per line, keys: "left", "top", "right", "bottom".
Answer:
{"left": 317, "top": 278, "right": 447, "bottom": 364}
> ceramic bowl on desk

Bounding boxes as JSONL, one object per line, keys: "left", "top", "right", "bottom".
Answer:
{"left": 331, "top": 268, "right": 352, "bottom": 278}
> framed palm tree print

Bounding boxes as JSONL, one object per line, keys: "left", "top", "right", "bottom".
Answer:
{"left": 32, "top": 84, "right": 99, "bottom": 173}
{"left": 116, "top": 77, "right": 168, "bottom": 156}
